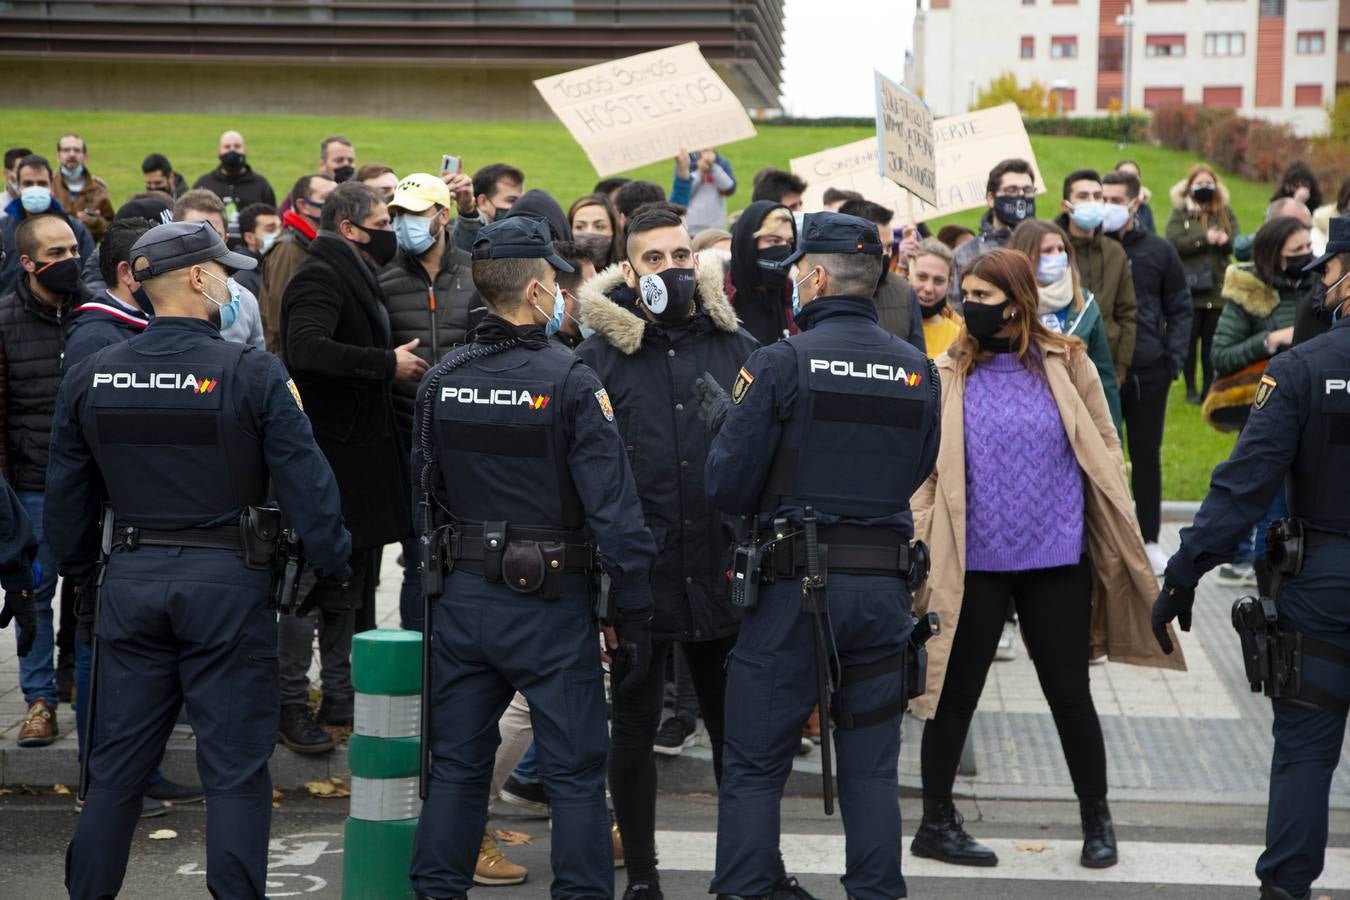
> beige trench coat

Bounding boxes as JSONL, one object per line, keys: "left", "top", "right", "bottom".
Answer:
{"left": 910, "top": 339, "right": 1186, "bottom": 720}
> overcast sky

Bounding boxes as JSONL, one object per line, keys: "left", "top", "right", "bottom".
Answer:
{"left": 780, "top": 0, "right": 915, "bottom": 116}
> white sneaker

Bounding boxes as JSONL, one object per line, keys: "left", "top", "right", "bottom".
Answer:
{"left": 994, "top": 621, "right": 1018, "bottom": 661}
{"left": 1216, "top": 563, "right": 1257, "bottom": 587}
{"left": 1144, "top": 542, "right": 1169, "bottom": 577}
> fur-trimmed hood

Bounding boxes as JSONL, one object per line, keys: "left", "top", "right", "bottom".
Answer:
{"left": 1169, "top": 178, "right": 1232, "bottom": 214}
{"left": 576, "top": 261, "right": 740, "bottom": 355}
{"left": 1221, "top": 263, "right": 1280, "bottom": 317}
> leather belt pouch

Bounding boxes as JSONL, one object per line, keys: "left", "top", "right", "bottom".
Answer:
{"left": 502, "top": 541, "right": 566, "bottom": 599}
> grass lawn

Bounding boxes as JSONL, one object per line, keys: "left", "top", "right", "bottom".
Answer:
{"left": 0, "top": 107, "right": 1253, "bottom": 498}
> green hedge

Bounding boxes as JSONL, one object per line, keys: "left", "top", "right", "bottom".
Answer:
{"left": 1023, "top": 115, "right": 1150, "bottom": 142}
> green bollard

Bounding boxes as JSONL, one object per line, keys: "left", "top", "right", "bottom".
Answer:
{"left": 342, "top": 629, "right": 422, "bottom": 899}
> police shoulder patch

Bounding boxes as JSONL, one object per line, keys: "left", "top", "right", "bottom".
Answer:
{"left": 732, "top": 367, "right": 754, "bottom": 405}
{"left": 1254, "top": 373, "right": 1277, "bottom": 410}
{"left": 286, "top": 378, "right": 304, "bottom": 411}
{"left": 595, "top": 388, "right": 615, "bottom": 422}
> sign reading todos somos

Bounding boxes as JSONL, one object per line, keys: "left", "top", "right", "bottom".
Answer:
{"left": 534, "top": 42, "right": 757, "bottom": 177}
{"left": 874, "top": 71, "right": 937, "bottom": 207}
{"left": 790, "top": 103, "right": 1045, "bottom": 224}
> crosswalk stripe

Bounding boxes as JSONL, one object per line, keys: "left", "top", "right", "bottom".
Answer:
{"left": 653, "top": 831, "right": 1350, "bottom": 889}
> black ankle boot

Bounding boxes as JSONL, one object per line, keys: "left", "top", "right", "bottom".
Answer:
{"left": 909, "top": 797, "right": 998, "bottom": 867}
{"left": 1079, "top": 797, "right": 1118, "bottom": 868}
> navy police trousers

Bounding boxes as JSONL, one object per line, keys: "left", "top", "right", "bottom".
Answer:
{"left": 712, "top": 574, "right": 913, "bottom": 900}
{"left": 65, "top": 546, "right": 277, "bottom": 900}
{"left": 1256, "top": 542, "right": 1350, "bottom": 898}
{"left": 410, "top": 571, "right": 611, "bottom": 899}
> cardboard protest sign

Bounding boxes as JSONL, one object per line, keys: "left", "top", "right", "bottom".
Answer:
{"left": 790, "top": 103, "right": 1044, "bottom": 224}
{"left": 874, "top": 71, "right": 937, "bottom": 206}
{"left": 534, "top": 42, "right": 757, "bottom": 177}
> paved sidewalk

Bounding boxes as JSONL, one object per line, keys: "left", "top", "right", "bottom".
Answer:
{"left": 3, "top": 527, "right": 1348, "bottom": 810}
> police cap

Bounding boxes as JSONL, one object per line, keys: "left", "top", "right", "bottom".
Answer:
{"left": 471, "top": 216, "right": 574, "bottom": 273}
{"left": 784, "top": 211, "right": 885, "bottom": 266}
{"left": 130, "top": 221, "right": 257, "bottom": 280}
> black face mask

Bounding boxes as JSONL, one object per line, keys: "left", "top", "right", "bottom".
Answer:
{"left": 992, "top": 195, "right": 1035, "bottom": 228}
{"left": 963, "top": 298, "right": 1015, "bottom": 351}
{"left": 352, "top": 223, "right": 398, "bottom": 268}
{"left": 637, "top": 267, "right": 697, "bottom": 325}
{"left": 756, "top": 245, "right": 793, "bottom": 290}
{"left": 920, "top": 295, "right": 947, "bottom": 319}
{"left": 219, "top": 151, "right": 246, "bottom": 173}
{"left": 1191, "top": 185, "right": 1216, "bottom": 205}
{"left": 333, "top": 165, "right": 355, "bottom": 184}
{"left": 1283, "top": 253, "right": 1313, "bottom": 280}
{"left": 33, "top": 257, "right": 82, "bottom": 296}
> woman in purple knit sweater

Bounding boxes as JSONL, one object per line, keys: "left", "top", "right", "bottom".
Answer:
{"left": 909, "top": 248, "right": 1179, "bottom": 873}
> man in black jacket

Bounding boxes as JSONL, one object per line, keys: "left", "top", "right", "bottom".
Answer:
{"left": 192, "top": 131, "right": 276, "bottom": 242}
{"left": 277, "top": 181, "right": 428, "bottom": 751}
{"left": 576, "top": 205, "right": 757, "bottom": 900}
{"left": 1104, "top": 171, "right": 1192, "bottom": 575}
{"left": 0, "top": 213, "right": 90, "bottom": 748}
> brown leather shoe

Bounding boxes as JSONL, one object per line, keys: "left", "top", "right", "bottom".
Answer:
{"left": 17, "top": 699, "right": 58, "bottom": 747}
{"left": 474, "top": 830, "right": 527, "bottom": 886}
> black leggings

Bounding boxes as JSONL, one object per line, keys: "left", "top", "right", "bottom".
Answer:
{"left": 1121, "top": 365, "right": 1172, "bottom": 542}
{"left": 609, "top": 633, "right": 735, "bottom": 882}
{"left": 920, "top": 558, "right": 1107, "bottom": 801}
{"left": 1185, "top": 305, "right": 1222, "bottom": 397}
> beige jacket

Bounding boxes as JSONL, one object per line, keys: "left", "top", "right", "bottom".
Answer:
{"left": 909, "top": 340, "right": 1186, "bottom": 719}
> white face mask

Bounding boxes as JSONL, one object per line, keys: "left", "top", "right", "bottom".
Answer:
{"left": 1102, "top": 203, "right": 1131, "bottom": 233}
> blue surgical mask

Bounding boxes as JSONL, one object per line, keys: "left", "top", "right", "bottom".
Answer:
{"left": 202, "top": 270, "right": 242, "bottom": 330}
{"left": 394, "top": 214, "right": 438, "bottom": 256}
{"left": 259, "top": 231, "right": 280, "bottom": 255}
{"left": 579, "top": 323, "right": 596, "bottom": 340}
{"left": 1036, "top": 252, "right": 1070, "bottom": 286}
{"left": 60, "top": 163, "right": 84, "bottom": 180}
{"left": 791, "top": 268, "right": 817, "bottom": 318}
{"left": 20, "top": 187, "right": 51, "bottom": 214}
{"left": 532, "top": 283, "right": 567, "bottom": 335}
{"left": 1070, "top": 201, "right": 1106, "bottom": 231}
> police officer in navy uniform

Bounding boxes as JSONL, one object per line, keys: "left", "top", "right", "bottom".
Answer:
{"left": 1154, "top": 215, "right": 1350, "bottom": 900}
{"left": 701, "top": 212, "right": 941, "bottom": 900}
{"left": 410, "top": 216, "right": 655, "bottom": 900}
{"left": 45, "top": 220, "right": 353, "bottom": 900}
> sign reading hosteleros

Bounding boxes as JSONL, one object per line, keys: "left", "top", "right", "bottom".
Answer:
{"left": 534, "top": 42, "right": 757, "bottom": 177}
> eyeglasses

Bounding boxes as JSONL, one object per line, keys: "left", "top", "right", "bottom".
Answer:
{"left": 996, "top": 187, "right": 1037, "bottom": 198}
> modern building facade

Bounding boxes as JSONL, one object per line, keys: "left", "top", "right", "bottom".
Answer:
{"left": 908, "top": 0, "right": 1350, "bottom": 135}
{"left": 0, "top": 0, "right": 785, "bottom": 119}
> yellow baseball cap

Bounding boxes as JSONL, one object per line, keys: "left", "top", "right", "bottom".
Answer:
{"left": 389, "top": 173, "right": 450, "bottom": 213}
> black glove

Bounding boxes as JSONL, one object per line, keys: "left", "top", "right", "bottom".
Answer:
{"left": 0, "top": 588, "right": 36, "bottom": 657}
{"left": 692, "top": 372, "right": 730, "bottom": 434}
{"left": 1151, "top": 577, "right": 1195, "bottom": 654}
{"left": 610, "top": 604, "right": 654, "bottom": 697}
{"left": 295, "top": 576, "right": 352, "bottom": 618}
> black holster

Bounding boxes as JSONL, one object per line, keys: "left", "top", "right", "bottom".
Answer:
{"left": 1265, "top": 518, "right": 1305, "bottom": 577}
{"left": 240, "top": 506, "right": 283, "bottom": 570}
{"left": 273, "top": 529, "right": 304, "bottom": 615}
{"left": 906, "top": 611, "right": 940, "bottom": 701}
{"left": 592, "top": 570, "right": 613, "bottom": 622}
{"left": 419, "top": 529, "right": 447, "bottom": 601}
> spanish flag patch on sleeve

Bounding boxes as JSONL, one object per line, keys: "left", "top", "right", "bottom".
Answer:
{"left": 732, "top": 367, "right": 754, "bottom": 405}
{"left": 1254, "top": 373, "right": 1277, "bottom": 410}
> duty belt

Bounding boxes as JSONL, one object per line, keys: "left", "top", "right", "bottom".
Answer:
{"left": 111, "top": 521, "right": 243, "bottom": 552}
{"left": 447, "top": 523, "right": 593, "bottom": 575}
{"left": 766, "top": 524, "right": 913, "bottom": 577}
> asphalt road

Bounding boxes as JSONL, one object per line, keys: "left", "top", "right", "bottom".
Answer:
{"left": 6, "top": 791, "right": 1349, "bottom": 898}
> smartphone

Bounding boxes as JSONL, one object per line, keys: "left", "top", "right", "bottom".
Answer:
{"left": 440, "top": 154, "right": 460, "bottom": 175}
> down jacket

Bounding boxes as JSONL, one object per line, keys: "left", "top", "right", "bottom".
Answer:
{"left": 1211, "top": 264, "right": 1305, "bottom": 377}
{"left": 576, "top": 263, "right": 758, "bottom": 643}
{"left": 378, "top": 243, "right": 477, "bottom": 435}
